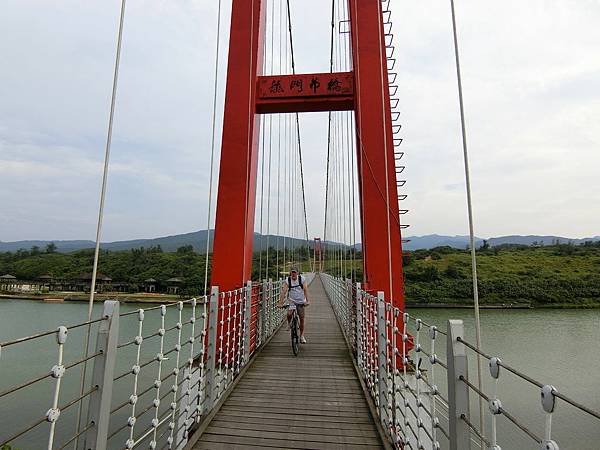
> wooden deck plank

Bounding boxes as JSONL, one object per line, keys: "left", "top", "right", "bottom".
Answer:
{"left": 207, "top": 426, "right": 381, "bottom": 445}
{"left": 209, "top": 418, "right": 380, "bottom": 437}
{"left": 193, "top": 276, "right": 384, "bottom": 449}
{"left": 199, "top": 433, "right": 380, "bottom": 450}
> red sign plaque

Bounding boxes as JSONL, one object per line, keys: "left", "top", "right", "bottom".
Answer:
{"left": 256, "top": 72, "right": 355, "bottom": 113}
{"left": 258, "top": 72, "right": 354, "bottom": 99}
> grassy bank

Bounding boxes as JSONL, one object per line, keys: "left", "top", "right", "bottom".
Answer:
{"left": 323, "top": 242, "right": 600, "bottom": 307}
{"left": 2, "top": 242, "right": 599, "bottom": 307}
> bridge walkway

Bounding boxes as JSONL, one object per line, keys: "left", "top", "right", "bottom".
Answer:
{"left": 193, "top": 275, "right": 384, "bottom": 449}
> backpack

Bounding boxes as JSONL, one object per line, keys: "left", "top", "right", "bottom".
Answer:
{"left": 287, "top": 274, "right": 303, "bottom": 294}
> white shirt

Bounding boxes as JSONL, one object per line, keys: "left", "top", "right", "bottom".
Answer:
{"left": 286, "top": 275, "right": 306, "bottom": 304}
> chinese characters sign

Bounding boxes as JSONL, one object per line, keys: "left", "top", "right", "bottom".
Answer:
{"left": 258, "top": 72, "right": 354, "bottom": 99}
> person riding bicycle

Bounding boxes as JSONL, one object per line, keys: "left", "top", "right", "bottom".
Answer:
{"left": 278, "top": 267, "right": 310, "bottom": 344}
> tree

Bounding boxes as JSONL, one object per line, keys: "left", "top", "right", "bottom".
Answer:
{"left": 444, "top": 265, "right": 462, "bottom": 279}
{"left": 176, "top": 245, "right": 194, "bottom": 255}
{"left": 45, "top": 242, "right": 57, "bottom": 253}
{"left": 30, "top": 246, "right": 40, "bottom": 256}
{"left": 424, "top": 266, "right": 440, "bottom": 281}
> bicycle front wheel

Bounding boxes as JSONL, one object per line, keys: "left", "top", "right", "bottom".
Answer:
{"left": 291, "top": 317, "right": 299, "bottom": 356}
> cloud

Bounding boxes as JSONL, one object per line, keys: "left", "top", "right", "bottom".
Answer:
{"left": 0, "top": 0, "right": 599, "bottom": 244}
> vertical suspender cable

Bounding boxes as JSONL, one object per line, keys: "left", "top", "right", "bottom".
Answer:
{"left": 343, "top": 0, "right": 357, "bottom": 282}
{"left": 282, "top": 9, "right": 289, "bottom": 269}
{"left": 276, "top": 0, "right": 282, "bottom": 275}
{"left": 341, "top": 1, "right": 354, "bottom": 281}
{"left": 258, "top": 112, "right": 266, "bottom": 280}
{"left": 334, "top": 0, "right": 341, "bottom": 278}
{"left": 321, "top": 0, "right": 335, "bottom": 272}
{"left": 266, "top": 0, "right": 276, "bottom": 279}
{"left": 345, "top": 3, "right": 358, "bottom": 283}
{"left": 449, "top": 0, "right": 485, "bottom": 442}
{"left": 258, "top": 22, "right": 268, "bottom": 280}
{"left": 285, "top": 0, "right": 314, "bottom": 272}
{"left": 242, "top": 0, "right": 257, "bottom": 281}
{"left": 375, "top": 0, "right": 394, "bottom": 300}
{"left": 283, "top": 110, "right": 288, "bottom": 270}
{"left": 323, "top": 0, "right": 336, "bottom": 272}
{"left": 204, "top": 0, "right": 223, "bottom": 293}
{"left": 74, "top": 0, "right": 127, "bottom": 446}
{"left": 350, "top": 0, "right": 368, "bottom": 287}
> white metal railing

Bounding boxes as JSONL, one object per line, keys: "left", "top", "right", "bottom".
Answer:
{"left": 0, "top": 276, "right": 310, "bottom": 450}
{"left": 322, "top": 273, "right": 600, "bottom": 450}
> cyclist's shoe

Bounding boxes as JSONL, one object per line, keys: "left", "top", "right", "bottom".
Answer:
{"left": 300, "top": 336, "right": 307, "bottom": 344}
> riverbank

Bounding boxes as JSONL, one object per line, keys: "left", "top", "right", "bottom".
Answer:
{"left": 3, "top": 293, "right": 600, "bottom": 309}
{"left": 0, "top": 292, "right": 188, "bottom": 303}
{"left": 407, "top": 300, "right": 600, "bottom": 309}
{"left": 407, "top": 302, "right": 533, "bottom": 309}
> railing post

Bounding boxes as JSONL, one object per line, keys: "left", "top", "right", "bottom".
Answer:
{"left": 268, "top": 278, "right": 273, "bottom": 336}
{"left": 356, "top": 283, "right": 363, "bottom": 364}
{"left": 205, "top": 286, "right": 219, "bottom": 412}
{"left": 259, "top": 279, "right": 267, "bottom": 346}
{"left": 243, "top": 280, "right": 252, "bottom": 364}
{"left": 377, "top": 291, "right": 389, "bottom": 429}
{"left": 345, "top": 278, "right": 351, "bottom": 337}
{"left": 447, "top": 319, "right": 471, "bottom": 450}
{"left": 84, "top": 300, "right": 120, "bottom": 449}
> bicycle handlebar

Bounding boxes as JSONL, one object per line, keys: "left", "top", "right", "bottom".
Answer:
{"left": 279, "top": 302, "right": 309, "bottom": 308}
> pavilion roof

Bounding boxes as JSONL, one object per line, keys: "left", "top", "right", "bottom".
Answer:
{"left": 79, "top": 272, "right": 112, "bottom": 281}
{"left": 166, "top": 277, "right": 183, "bottom": 283}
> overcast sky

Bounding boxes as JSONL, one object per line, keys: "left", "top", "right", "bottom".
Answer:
{"left": 1, "top": 0, "right": 599, "bottom": 243}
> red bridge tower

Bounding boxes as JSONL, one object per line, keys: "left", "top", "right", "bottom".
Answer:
{"left": 211, "top": 0, "right": 405, "bottom": 308}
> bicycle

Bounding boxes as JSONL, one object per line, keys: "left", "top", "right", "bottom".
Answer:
{"left": 281, "top": 304, "right": 301, "bottom": 356}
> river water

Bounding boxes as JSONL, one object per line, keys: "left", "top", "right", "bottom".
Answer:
{"left": 1, "top": 299, "right": 599, "bottom": 449}
{"left": 410, "top": 307, "right": 600, "bottom": 450}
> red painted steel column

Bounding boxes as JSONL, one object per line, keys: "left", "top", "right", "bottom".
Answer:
{"left": 348, "top": 0, "right": 405, "bottom": 307}
{"left": 211, "top": 0, "right": 265, "bottom": 292}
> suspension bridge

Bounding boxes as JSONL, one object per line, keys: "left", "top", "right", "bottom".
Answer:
{"left": 1, "top": 0, "right": 599, "bottom": 449}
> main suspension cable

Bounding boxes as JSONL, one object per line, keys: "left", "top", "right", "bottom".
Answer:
{"left": 75, "top": 0, "right": 127, "bottom": 446}
{"left": 449, "top": 0, "right": 485, "bottom": 442}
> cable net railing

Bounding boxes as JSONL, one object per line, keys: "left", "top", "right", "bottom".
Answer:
{"left": 322, "top": 273, "right": 600, "bottom": 450}
{"left": 0, "top": 277, "right": 302, "bottom": 450}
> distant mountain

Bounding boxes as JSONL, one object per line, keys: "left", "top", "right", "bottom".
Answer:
{"left": 1, "top": 232, "right": 598, "bottom": 253}
{"left": 402, "top": 234, "right": 483, "bottom": 250}
{"left": 0, "top": 239, "right": 97, "bottom": 253}
{"left": 486, "top": 235, "right": 600, "bottom": 247}
{"left": 403, "top": 234, "right": 600, "bottom": 250}
{"left": 0, "top": 231, "right": 313, "bottom": 254}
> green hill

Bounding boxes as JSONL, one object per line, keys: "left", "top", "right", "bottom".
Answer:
{"left": 402, "top": 243, "right": 600, "bottom": 307}
{"left": 2, "top": 241, "right": 599, "bottom": 306}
